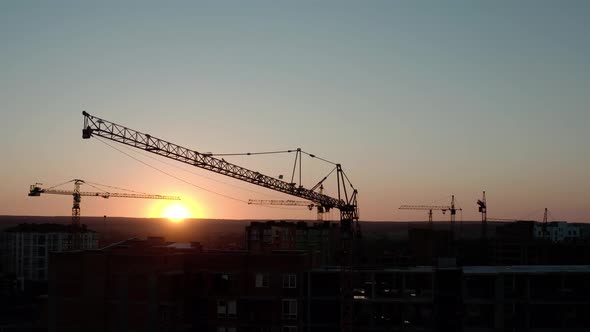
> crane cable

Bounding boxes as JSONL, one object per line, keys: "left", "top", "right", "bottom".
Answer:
{"left": 95, "top": 138, "right": 317, "bottom": 212}
{"left": 207, "top": 148, "right": 338, "bottom": 166}
{"left": 101, "top": 138, "right": 288, "bottom": 200}
{"left": 84, "top": 181, "right": 158, "bottom": 195}
{"left": 83, "top": 182, "right": 110, "bottom": 194}
{"left": 44, "top": 179, "right": 162, "bottom": 197}
{"left": 547, "top": 209, "right": 559, "bottom": 222}
{"left": 96, "top": 136, "right": 344, "bottom": 201}
{"left": 45, "top": 179, "right": 76, "bottom": 190}
{"left": 205, "top": 150, "right": 293, "bottom": 157}
{"left": 96, "top": 138, "right": 249, "bottom": 204}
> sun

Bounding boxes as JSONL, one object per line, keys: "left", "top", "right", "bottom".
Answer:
{"left": 163, "top": 203, "right": 190, "bottom": 222}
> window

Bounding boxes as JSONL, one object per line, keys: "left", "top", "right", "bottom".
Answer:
{"left": 281, "top": 230, "right": 290, "bottom": 242}
{"left": 250, "top": 230, "right": 260, "bottom": 240}
{"left": 263, "top": 229, "right": 273, "bottom": 243}
{"left": 214, "top": 273, "right": 232, "bottom": 291}
{"left": 228, "top": 300, "right": 237, "bottom": 318}
{"left": 255, "top": 273, "right": 270, "bottom": 288}
{"left": 283, "top": 274, "right": 296, "bottom": 288}
{"left": 283, "top": 326, "right": 297, "bottom": 332}
{"left": 282, "top": 299, "right": 297, "bottom": 320}
{"left": 217, "top": 300, "right": 237, "bottom": 319}
{"left": 217, "top": 327, "right": 236, "bottom": 332}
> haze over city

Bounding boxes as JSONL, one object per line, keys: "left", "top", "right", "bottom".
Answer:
{"left": 1, "top": 1, "right": 589, "bottom": 222}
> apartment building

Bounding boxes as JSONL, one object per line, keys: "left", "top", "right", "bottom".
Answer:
{"left": 534, "top": 221, "right": 582, "bottom": 242}
{"left": 246, "top": 221, "right": 340, "bottom": 265}
{"left": 0, "top": 223, "right": 98, "bottom": 288}
{"left": 48, "top": 234, "right": 590, "bottom": 331}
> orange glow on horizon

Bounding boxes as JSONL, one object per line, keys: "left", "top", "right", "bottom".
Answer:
{"left": 163, "top": 203, "right": 190, "bottom": 222}
{"left": 149, "top": 198, "right": 201, "bottom": 222}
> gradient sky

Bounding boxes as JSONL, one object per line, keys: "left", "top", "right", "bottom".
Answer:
{"left": 1, "top": 1, "right": 589, "bottom": 222}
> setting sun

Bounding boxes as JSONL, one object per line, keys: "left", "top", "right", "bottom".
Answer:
{"left": 148, "top": 196, "right": 203, "bottom": 221}
{"left": 163, "top": 203, "right": 190, "bottom": 222}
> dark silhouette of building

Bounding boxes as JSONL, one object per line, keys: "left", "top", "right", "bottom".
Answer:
{"left": 0, "top": 223, "right": 98, "bottom": 288}
{"left": 46, "top": 233, "right": 590, "bottom": 332}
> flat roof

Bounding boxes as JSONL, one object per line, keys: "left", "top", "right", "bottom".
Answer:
{"left": 3, "top": 223, "right": 96, "bottom": 233}
{"left": 464, "top": 265, "right": 590, "bottom": 274}
{"left": 312, "top": 265, "right": 590, "bottom": 274}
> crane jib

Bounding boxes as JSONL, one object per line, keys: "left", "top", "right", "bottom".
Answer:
{"left": 82, "top": 111, "right": 350, "bottom": 211}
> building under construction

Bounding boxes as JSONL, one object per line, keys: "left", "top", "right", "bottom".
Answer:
{"left": 46, "top": 234, "right": 590, "bottom": 332}
{"left": 0, "top": 223, "right": 98, "bottom": 287}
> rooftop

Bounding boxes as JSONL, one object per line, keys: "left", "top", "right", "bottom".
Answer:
{"left": 3, "top": 223, "right": 96, "bottom": 233}
{"left": 464, "top": 265, "right": 590, "bottom": 274}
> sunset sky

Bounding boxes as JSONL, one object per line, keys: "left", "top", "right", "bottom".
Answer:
{"left": 1, "top": 1, "right": 589, "bottom": 222}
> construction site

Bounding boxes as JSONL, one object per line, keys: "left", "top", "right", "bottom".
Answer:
{"left": 0, "top": 112, "right": 589, "bottom": 332}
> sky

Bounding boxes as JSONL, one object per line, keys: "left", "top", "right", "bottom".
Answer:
{"left": 1, "top": 0, "right": 589, "bottom": 223}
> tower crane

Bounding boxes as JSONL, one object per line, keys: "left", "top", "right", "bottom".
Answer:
{"left": 81, "top": 111, "right": 359, "bottom": 331}
{"left": 399, "top": 195, "right": 461, "bottom": 230}
{"left": 28, "top": 179, "right": 180, "bottom": 250}
{"left": 248, "top": 185, "right": 328, "bottom": 221}
{"left": 248, "top": 199, "right": 328, "bottom": 221}
{"left": 248, "top": 199, "right": 316, "bottom": 209}
{"left": 477, "top": 191, "right": 487, "bottom": 239}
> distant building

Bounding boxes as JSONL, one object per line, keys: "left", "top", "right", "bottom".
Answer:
{"left": 534, "top": 221, "right": 581, "bottom": 242}
{"left": 0, "top": 223, "right": 98, "bottom": 288}
{"left": 246, "top": 220, "right": 340, "bottom": 265}
{"left": 246, "top": 221, "right": 297, "bottom": 252}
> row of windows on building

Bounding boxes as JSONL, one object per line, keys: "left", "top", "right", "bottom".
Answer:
{"left": 217, "top": 299, "right": 298, "bottom": 320}
{"left": 9, "top": 234, "right": 97, "bottom": 249}
{"left": 249, "top": 229, "right": 294, "bottom": 242}
{"left": 249, "top": 229, "right": 330, "bottom": 241}
{"left": 255, "top": 273, "right": 297, "bottom": 288}
{"left": 535, "top": 229, "right": 580, "bottom": 236}
{"left": 217, "top": 327, "right": 297, "bottom": 332}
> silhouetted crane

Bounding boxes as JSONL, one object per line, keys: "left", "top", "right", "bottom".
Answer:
{"left": 399, "top": 195, "right": 461, "bottom": 231}
{"left": 81, "top": 111, "right": 359, "bottom": 331}
{"left": 29, "top": 179, "right": 180, "bottom": 249}
{"left": 477, "top": 191, "right": 487, "bottom": 239}
{"left": 248, "top": 185, "right": 328, "bottom": 221}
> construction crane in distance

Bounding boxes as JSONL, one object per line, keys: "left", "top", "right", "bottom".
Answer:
{"left": 29, "top": 179, "right": 180, "bottom": 250}
{"left": 248, "top": 199, "right": 316, "bottom": 209}
{"left": 399, "top": 195, "right": 462, "bottom": 230}
{"left": 248, "top": 185, "right": 328, "bottom": 221}
{"left": 477, "top": 191, "right": 487, "bottom": 239}
{"left": 81, "top": 111, "right": 359, "bottom": 331}
{"left": 248, "top": 199, "right": 328, "bottom": 221}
